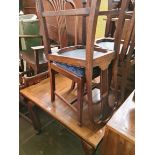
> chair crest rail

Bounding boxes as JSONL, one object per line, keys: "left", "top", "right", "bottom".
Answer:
{"left": 42, "top": 8, "right": 90, "bottom": 17}
{"left": 42, "top": 9, "right": 133, "bottom": 17}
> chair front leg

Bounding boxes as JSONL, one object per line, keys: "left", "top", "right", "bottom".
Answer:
{"left": 81, "top": 140, "right": 96, "bottom": 155}
{"left": 48, "top": 63, "right": 55, "bottom": 102}
{"left": 77, "top": 79, "right": 84, "bottom": 126}
{"left": 111, "top": 59, "right": 119, "bottom": 105}
{"left": 33, "top": 49, "right": 39, "bottom": 74}
{"left": 120, "top": 61, "right": 132, "bottom": 103}
{"left": 100, "top": 69, "right": 109, "bottom": 116}
{"left": 86, "top": 70, "right": 94, "bottom": 123}
{"left": 34, "top": 66, "right": 39, "bottom": 75}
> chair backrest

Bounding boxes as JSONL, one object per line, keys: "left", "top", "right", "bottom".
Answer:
{"left": 36, "top": 0, "right": 101, "bottom": 59}
{"left": 119, "top": 11, "right": 135, "bottom": 63}
{"left": 105, "top": 0, "right": 134, "bottom": 38}
{"left": 114, "top": 1, "right": 135, "bottom": 61}
{"left": 104, "top": 0, "right": 120, "bottom": 38}
{"left": 37, "top": 0, "right": 89, "bottom": 48}
{"left": 109, "top": 0, "right": 135, "bottom": 99}
{"left": 97, "top": 0, "right": 134, "bottom": 60}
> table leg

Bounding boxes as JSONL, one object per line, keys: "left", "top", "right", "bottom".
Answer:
{"left": 27, "top": 101, "right": 41, "bottom": 134}
{"left": 81, "top": 140, "right": 96, "bottom": 155}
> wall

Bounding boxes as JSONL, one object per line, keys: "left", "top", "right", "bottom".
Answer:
{"left": 96, "top": 0, "right": 108, "bottom": 38}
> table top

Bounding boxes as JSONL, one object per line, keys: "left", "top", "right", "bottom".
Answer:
{"left": 20, "top": 74, "right": 135, "bottom": 148}
{"left": 20, "top": 75, "right": 106, "bottom": 149}
{"left": 107, "top": 91, "right": 135, "bottom": 143}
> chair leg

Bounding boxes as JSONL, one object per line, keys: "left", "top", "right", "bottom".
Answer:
{"left": 108, "top": 64, "right": 113, "bottom": 88}
{"left": 49, "top": 64, "right": 55, "bottom": 102}
{"left": 20, "top": 58, "right": 24, "bottom": 72}
{"left": 77, "top": 80, "right": 84, "bottom": 126}
{"left": 111, "top": 60, "right": 119, "bottom": 104}
{"left": 100, "top": 69, "right": 109, "bottom": 114}
{"left": 81, "top": 140, "right": 96, "bottom": 155}
{"left": 86, "top": 71, "right": 94, "bottom": 123}
{"left": 70, "top": 81, "right": 76, "bottom": 91}
{"left": 26, "top": 65, "right": 34, "bottom": 76}
{"left": 34, "top": 66, "right": 39, "bottom": 75}
{"left": 120, "top": 63, "right": 130, "bottom": 102}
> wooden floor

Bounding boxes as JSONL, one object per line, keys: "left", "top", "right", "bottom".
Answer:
{"left": 20, "top": 74, "right": 108, "bottom": 148}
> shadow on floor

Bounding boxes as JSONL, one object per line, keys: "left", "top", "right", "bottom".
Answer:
{"left": 19, "top": 108, "right": 93, "bottom": 155}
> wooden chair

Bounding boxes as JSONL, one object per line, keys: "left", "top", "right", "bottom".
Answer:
{"left": 119, "top": 20, "right": 135, "bottom": 102}
{"left": 19, "top": 14, "right": 48, "bottom": 75}
{"left": 96, "top": 0, "right": 135, "bottom": 104}
{"left": 19, "top": 14, "right": 59, "bottom": 75}
{"left": 36, "top": 0, "right": 118, "bottom": 126}
{"left": 19, "top": 35, "right": 49, "bottom": 75}
{"left": 105, "top": 0, "right": 134, "bottom": 38}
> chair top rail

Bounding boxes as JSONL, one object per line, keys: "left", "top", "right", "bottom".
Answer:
{"left": 42, "top": 8, "right": 133, "bottom": 17}
{"left": 42, "top": 7, "right": 90, "bottom": 17}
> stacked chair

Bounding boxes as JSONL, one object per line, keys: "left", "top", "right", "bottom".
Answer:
{"left": 96, "top": 0, "right": 135, "bottom": 103}
{"left": 19, "top": 15, "right": 48, "bottom": 75}
{"left": 36, "top": 0, "right": 134, "bottom": 125}
{"left": 22, "top": 0, "right": 135, "bottom": 127}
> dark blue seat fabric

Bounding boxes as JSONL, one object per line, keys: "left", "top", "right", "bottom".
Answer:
{"left": 55, "top": 62, "right": 100, "bottom": 77}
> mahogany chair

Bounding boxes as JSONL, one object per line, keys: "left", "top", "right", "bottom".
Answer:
{"left": 19, "top": 15, "right": 59, "bottom": 75}
{"left": 19, "top": 14, "right": 48, "bottom": 75}
{"left": 19, "top": 35, "right": 49, "bottom": 75}
{"left": 36, "top": 0, "right": 116, "bottom": 126}
{"left": 119, "top": 19, "right": 135, "bottom": 102}
{"left": 96, "top": 0, "right": 135, "bottom": 104}
{"left": 105, "top": 0, "right": 135, "bottom": 38}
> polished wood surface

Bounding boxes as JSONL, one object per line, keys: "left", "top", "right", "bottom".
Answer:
{"left": 100, "top": 91, "right": 135, "bottom": 155}
{"left": 100, "top": 129, "right": 135, "bottom": 155}
{"left": 107, "top": 91, "right": 135, "bottom": 143}
{"left": 20, "top": 75, "right": 106, "bottom": 148}
{"left": 20, "top": 73, "right": 135, "bottom": 155}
